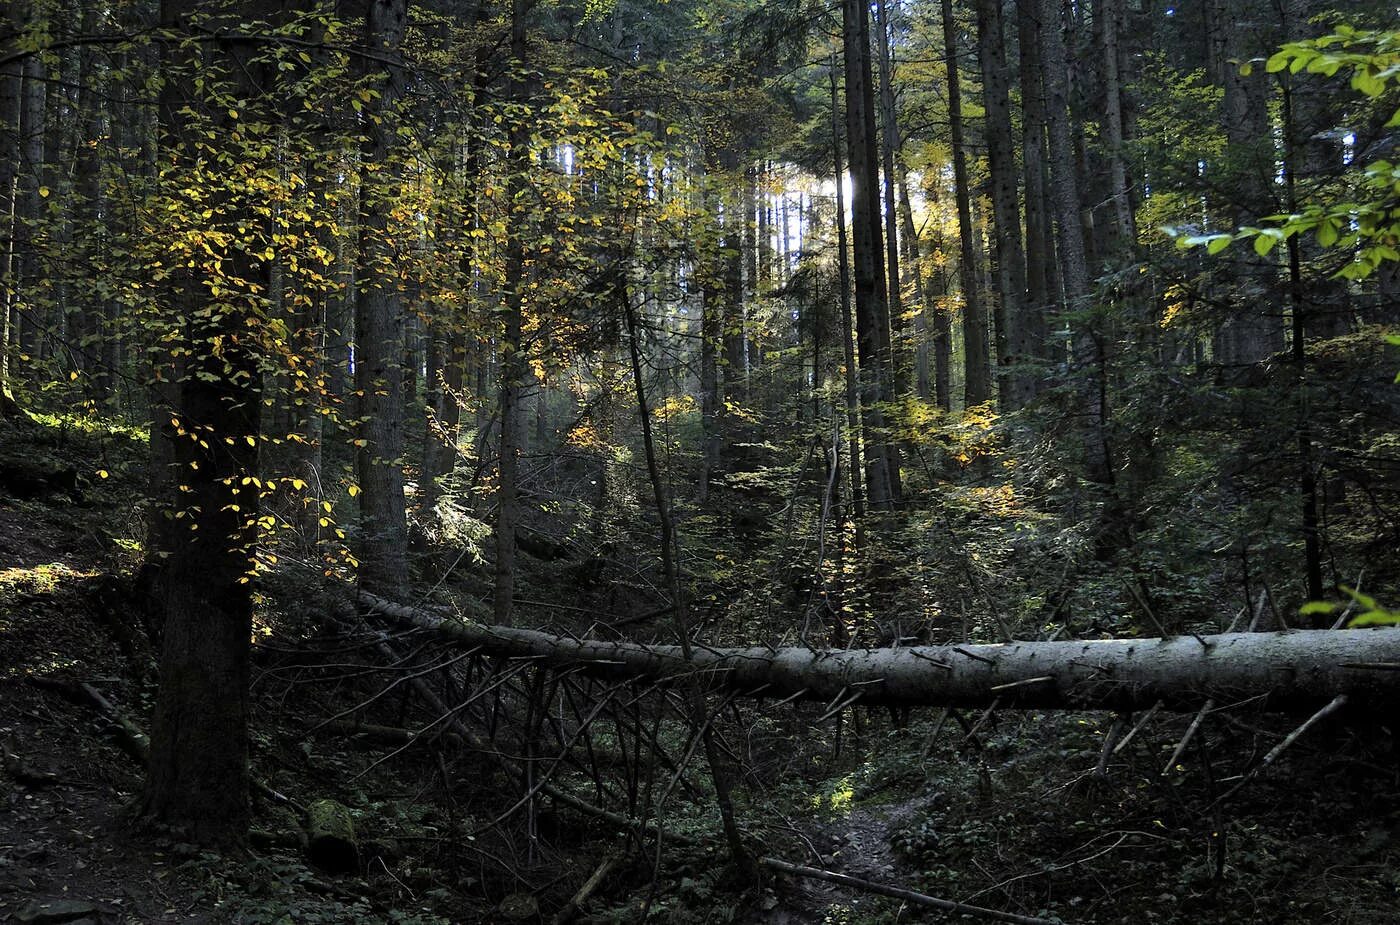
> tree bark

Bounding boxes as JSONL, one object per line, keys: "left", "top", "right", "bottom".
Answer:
{"left": 360, "top": 592, "right": 1400, "bottom": 717}
{"left": 1018, "top": 0, "right": 1052, "bottom": 384}
{"left": 1039, "top": 0, "right": 1112, "bottom": 484}
{"left": 873, "top": 0, "right": 905, "bottom": 396}
{"left": 843, "top": 0, "right": 899, "bottom": 509}
{"left": 355, "top": 0, "right": 412, "bottom": 594}
{"left": 143, "top": 0, "right": 292, "bottom": 843}
{"left": 494, "top": 0, "right": 529, "bottom": 625}
{"left": 976, "top": 0, "right": 1031, "bottom": 408}
{"left": 941, "top": 0, "right": 992, "bottom": 407}
{"left": 829, "top": 54, "right": 866, "bottom": 551}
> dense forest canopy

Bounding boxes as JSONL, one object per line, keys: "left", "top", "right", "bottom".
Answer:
{"left": 1, "top": 0, "right": 1399, "bottom": 921}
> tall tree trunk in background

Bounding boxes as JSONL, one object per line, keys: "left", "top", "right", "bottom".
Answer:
{"left": 873, "top": 0, "right": 905, "bottom": 396}
{"left": 14, "top": 9, "right": 46, "bottom": 383}
{"left": 355, "top": 0, "right": 412, "bottom": 595}
{"left": 1039, "top": 0, "right": 1112, "bottom": 484}
{"left": 1211, "top": 0, "right": 1284, "bottom": 365}
{"left": 1018, "top": 0, "right": 1053, "bottom": 381}
{"left": 1280, "top": 76, "right": 1325, "bottom": 604}
{"left": 722, "top": 149, "right": 747, "bottom": 403}
{"left": 830, "top": 53, "right": 865, "bottom": 552}
{"left": 977, "top": 0, "right": 1032, "bottom": 408}
{"left": 0, "top": 6, "right": 23, "bottom": 414}
{"left": 1097, "top": 0, "right": 1133, "bottom": 254}
{"left": 422, "top": 83, "right": 484, "bottom": 516}
{"left": 843, "top": 0, "right": 898, "bottom": 510}
{"left": 493, "top": 0, "right": 529, "bottom": 625}
{"left": 698, "top": 148, "right": 724, "bottom": 503}
{"left": 941, "top": 0, "right": 991, "bottom": 407}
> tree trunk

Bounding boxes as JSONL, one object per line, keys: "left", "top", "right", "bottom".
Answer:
{"left": 0, "top": 4, "right": 24, "bottom": 414}
{"left": 941, "top": 0, "right": 991, "bottom": 407}
{"left": 361, "top": 592, "right": 1400, "bottom": 717}
{"left": 843, "top": 0, "right": 898, "bottom": 510}
{"left": 355, "top": 0, "right": 412, "bottom": 594}
{"left": 873, "top": 0, "right": 905, "bottom": 396}
{"left": 1039, "top": 0, "right": 1112, "bottom": 484}
{"left": 494, "top": 0, "right": 531, "bottom": 626}
{"left": 143, "top": 0, "right": 294, "bottom": 844}
{"left": 829, "top": 54, "right": 866, "bottom": 551}
{"left": 976, "top": 0, "right": 1031, "bottom": 409}
{"left": 1018, "top": 0, "right": 1052, "bottom": 385}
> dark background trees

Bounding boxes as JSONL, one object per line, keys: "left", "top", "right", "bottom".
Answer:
{"left": 0, "top": 0, "right": 1398, "bottom": 919}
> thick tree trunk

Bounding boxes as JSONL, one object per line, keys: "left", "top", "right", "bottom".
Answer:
{"left": 361, "top": 592, "right": 1400, "bottom": 717}
{"left": 355, "top": 0, "right": 412, "bottom": 594}
{"left": 143, "top": 0, "right": 287, "bottom": 844}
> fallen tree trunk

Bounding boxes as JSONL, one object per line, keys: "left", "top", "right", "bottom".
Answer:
{"left": 359, "top": 592, "right": 1400, "bottom": 715}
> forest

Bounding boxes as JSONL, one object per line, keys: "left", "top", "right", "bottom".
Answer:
{"left": 1, "top": 0, "right": 1398, "bottom": 921}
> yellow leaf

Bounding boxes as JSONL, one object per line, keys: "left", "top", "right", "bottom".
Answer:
{"left": 38, "top": 186, "right": 49, "bottom": 198}
{"left": 96, "top": 470, "right": 109, "bottom": 479}
{"left": 69, "top": 371, "right": 79, "bottom": 381}
{"left": 347, "top": 484, "right": 360, "bottom": 497}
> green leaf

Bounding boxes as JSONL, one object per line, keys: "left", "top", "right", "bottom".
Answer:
{"left": 1341, "top": 585, "right": 1378, "bottom": 611}
{"left": 1317, "top": 220, "right": 1339, "bottom": 247}
{"left": 1298, "top": 601, "right": 1337, "bottom": 616}
{"left": 1349, "top": 610, "right": 1400, "bottom": 628}
{"left": 1266, "top": 51, "right": 1290, "bottom": 72}
{"left": 1207, "top": 235, "right": 1232, "bottom": 255}
{"left": 1253, "top": 233, "right": 1278, "bottom": 257}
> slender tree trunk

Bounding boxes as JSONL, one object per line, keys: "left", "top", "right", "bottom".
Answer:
{"left": 873, "top": 0, "right": 905, "bottom": 396}
{"left": 493, "top": 0, "right": 530, "bottom": 625}
{"left": 355, "top": 0, "right": 412, "bottom": 594}
{"left": 1018, "top": 0, "right": 1052, "bottom": 382}
{"left": 620, "top": 283, "right": 757, "bottom": 884}
{"left": 830, "top": 53, "right": 866, "bottom": 553}
{"left": 1039, "top": 0, "right": 1111, "bottom": 484}
{"left": 1097, "top": 0, "right": 1133, "bottom": 253}
{"left": 0, "top": 6, "right": 24, "bottom": 414}
{"left": 941, "top": 0, "right": 991, "bottom": 407}
{"left": 1280, "top": 78, "right": 1325, "bottom": 604}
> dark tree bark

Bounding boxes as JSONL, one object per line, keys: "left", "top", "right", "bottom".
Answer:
{"left": 0, "top": 4, "right": 23, "bottom": 414}
{"left": 1039, "top": 0, "right": 1112, "bottom": 484}
{"left": 873, "top": 0, "right": 905, "bottom": 395}
{"left": 830, "top": 53, "right": 865, "bottom": 551}
{"left": 976, "top": 0, "right": 1032, "bottom": 408}
{"left": 843, "top": 0, "right": 899, "bottom": 509}
{"left": 941, "top": 0, "right": 992, "bottom": 407}
{"left": 1017, "top": 0, "right": 1053, "bottom": 381}
{"left": 355, "top": 0, "right": 412, "bottom": 594}
{"left": 493, "top": 0, "right": 530, "bottom": 625}
{"left": 143, "top": 0, "right": 293, "bottom": 843}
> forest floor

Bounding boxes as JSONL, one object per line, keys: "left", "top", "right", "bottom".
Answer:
{"left": 3, "top": 413, "right": 1400, "bottom": 924}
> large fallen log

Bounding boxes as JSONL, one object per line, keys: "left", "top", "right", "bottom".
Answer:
{"left": 359, "top": 592, "right": 1400, "bottom": 715}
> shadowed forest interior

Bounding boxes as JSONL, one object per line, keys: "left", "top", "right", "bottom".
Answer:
{"left": 1, "top": 0, "right": 1399, "bottom": 922}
